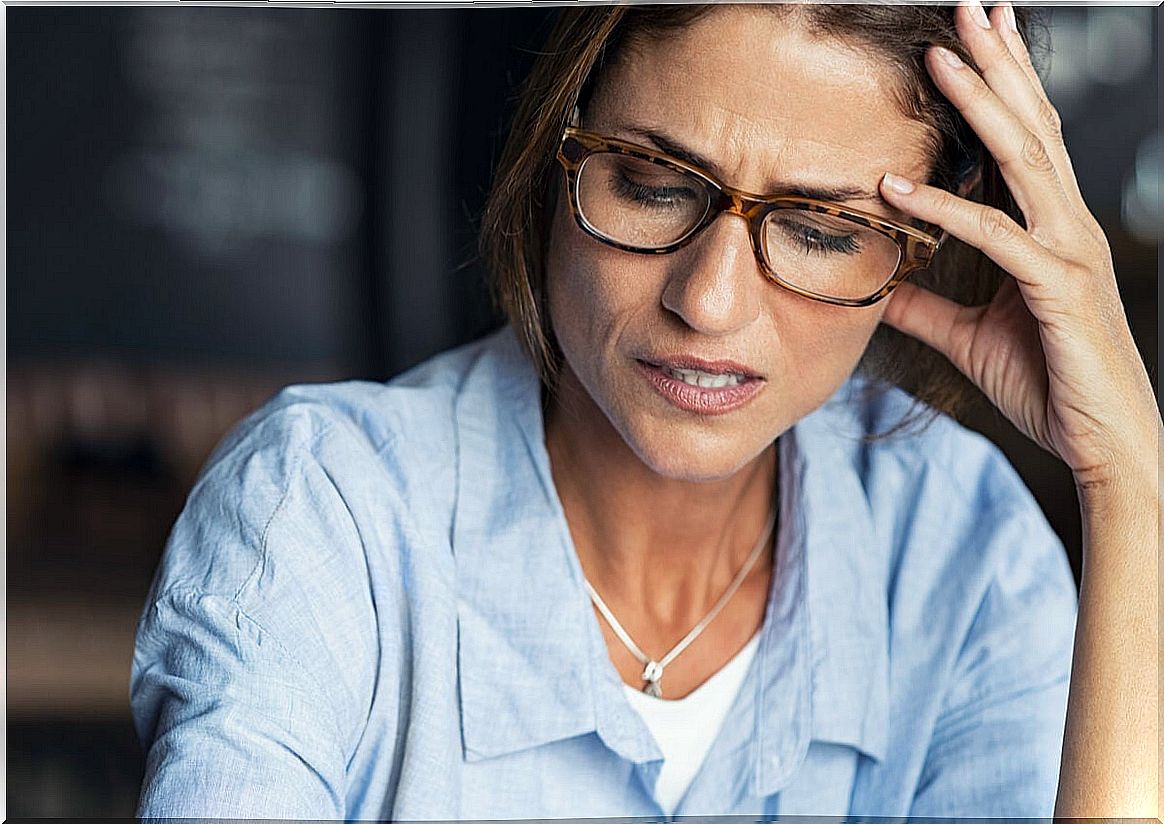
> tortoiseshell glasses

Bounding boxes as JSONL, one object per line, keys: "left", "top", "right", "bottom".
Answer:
{"left": 557, "top": 127, "right": 945, "bottom": 307}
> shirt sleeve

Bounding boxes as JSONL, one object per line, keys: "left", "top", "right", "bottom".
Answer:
{"left": 131, "top": 410, "right": 379, "bottom": 818}
{"left": 133, "top": 589, "right": 348, "bottom": 817}
{"left": 908, "top": 505, "right": 1078, "bottom": 817}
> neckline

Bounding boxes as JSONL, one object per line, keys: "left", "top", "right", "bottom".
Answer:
{"left": 622, "top": 630, "right": 761, "bottom": 707}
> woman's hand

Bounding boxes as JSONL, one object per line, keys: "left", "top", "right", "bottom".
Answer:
{"left": 877, "top": 0, "right": 1159, "bottom": 499}
{"left": 877, "top": 3, "right": 1160, "bottom": 817}
{"left": 874, "top": 3, "right": 1161, "bottom": 816}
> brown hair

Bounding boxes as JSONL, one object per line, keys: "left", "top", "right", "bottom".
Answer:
{"left": 479, "top": 4, "right": 1045, "bottom": 435}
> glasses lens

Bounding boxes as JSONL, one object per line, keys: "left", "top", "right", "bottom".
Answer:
{"left": 576, "top": 153, "right": 711, "bottom": 249}
{"left": 761, "top": 209, "right": 902, "bottom": 301}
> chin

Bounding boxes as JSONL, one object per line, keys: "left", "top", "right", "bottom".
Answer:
{"left": 620, "top": 418, "right": 767, "bottom": 483}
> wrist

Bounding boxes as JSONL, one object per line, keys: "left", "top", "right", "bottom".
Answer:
{"left": 1073, "top": 425, "right": 1160, "bottom": 512}
{"left": 1073, "top": 450, "right": 1159, "bottom": 573}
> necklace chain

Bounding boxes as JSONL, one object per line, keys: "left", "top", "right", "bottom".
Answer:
{"left": 583, "top": 507, "right": 776, "bottom": 698}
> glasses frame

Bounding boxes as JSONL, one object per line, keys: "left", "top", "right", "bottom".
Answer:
{"left": 556, "top": 127, "right": 945, "bottom": 308}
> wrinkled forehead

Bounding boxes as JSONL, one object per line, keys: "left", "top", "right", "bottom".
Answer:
{"left": 586, "top": 4, "right": 940, "bottom": 159}
{"left": 580, "top": 6, "right": 937, "bottom": 192}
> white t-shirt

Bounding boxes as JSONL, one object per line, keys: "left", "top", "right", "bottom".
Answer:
{"left": 622, "top": 632, "right": 761, "bottom": 814}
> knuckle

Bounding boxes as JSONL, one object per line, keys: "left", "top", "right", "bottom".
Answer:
{"left": 1020, "top": 132, "right": 1054, "bottom": 173}
{"left": 978, "top": 207, "right": 1015, "bottom": 242}
{"left": 1015, "top": 46, "right": 1039, "bottom": 73}
{"left": 1061, "top": 262, "right": 1098, "bottom": 301}
{"left": 936, "top": 189, "right": 966, "bottom": 222}
{"left": 1060, "top": 260, "right": 1091, "bottom": 284}
{"left": 1087, "top": 238, "right": 1115, "bottom": 273}
{"left": 1080, "top": 214, "right": 1108, "bottom": 247}
{"left": 1037, "top": 101, "right": 1063, "bottom": 140}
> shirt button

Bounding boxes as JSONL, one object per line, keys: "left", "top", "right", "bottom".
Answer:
{"left": 769, "top": 755, "right": 782, "bottom": 771}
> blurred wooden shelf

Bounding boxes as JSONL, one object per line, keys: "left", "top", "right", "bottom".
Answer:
{"left": 9, "top": 598, "right": 145, "bottom": 719}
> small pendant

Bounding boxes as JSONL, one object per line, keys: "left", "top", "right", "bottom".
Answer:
{"left": 641, "top": 660, "right": 664, "bottom": 698}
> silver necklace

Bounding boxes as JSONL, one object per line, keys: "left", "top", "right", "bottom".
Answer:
{"left": 583, "top": 508, "right": 776, "bottom": 698}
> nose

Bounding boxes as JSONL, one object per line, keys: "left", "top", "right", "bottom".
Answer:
{"left": 660, "top": 211, "right": 764, "bottom": 336}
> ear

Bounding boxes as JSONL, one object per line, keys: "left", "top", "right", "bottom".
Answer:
{"left": 956, "top": 164, "right": 982, "bottom": 198}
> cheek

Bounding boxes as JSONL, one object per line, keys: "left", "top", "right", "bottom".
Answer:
{"left": 547, "top": 208, "right": 605, "bottom": 368}
{"left": 546, "top": 199, "right": 659, "bottom": 360}
{"left": 775, "top": 300, "right": 887, "bottom": 384}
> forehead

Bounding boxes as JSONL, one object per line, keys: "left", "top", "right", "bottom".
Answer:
{"left": 585, "top": 7, "right": 934, "bottom": 195}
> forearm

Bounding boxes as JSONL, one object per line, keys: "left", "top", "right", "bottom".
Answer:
{"left": 1054, "top": 430, "right": 1161, "bottom": 818}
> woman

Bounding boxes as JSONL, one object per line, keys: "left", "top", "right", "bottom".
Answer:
{"left": 131, "top": 3, "right": 1159, "bottom": 819}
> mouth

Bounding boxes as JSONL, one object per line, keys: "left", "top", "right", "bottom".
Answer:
{"left": 635, "top": 356, "right": 766, "bottom": 416}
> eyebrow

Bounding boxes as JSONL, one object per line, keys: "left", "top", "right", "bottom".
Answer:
{"left": 624, "top": 126, "right": 885, "bottom": 205}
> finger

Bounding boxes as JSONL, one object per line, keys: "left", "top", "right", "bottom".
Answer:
{"left": 955, "top": 4, "right": 1063, "bottom": 153}
{"left": 880, "top": 281, "right": 984, "bottom": 379}
{"left": 957, "top": 4, "right": 1049, "bottom": 131}
{"left": 926, "top": 42, "right": 1075, "bottom": 234}
{"left": 880, "top": 172, "right": 1069, "bottom": 303}
{"left": 987, "top": 4, "right": 1063, "bottom": 143}
{"left": 991, "top": 4, "right": 1089, "bottom": 209}
{"left": 961, "top": 1, "right": 1087, "bottom": 208}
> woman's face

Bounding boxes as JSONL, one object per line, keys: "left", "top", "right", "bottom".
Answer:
{"left": 545, "top": 7, "right": 934, "bottom": 482}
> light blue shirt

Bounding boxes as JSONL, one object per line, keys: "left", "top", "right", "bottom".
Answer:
{"left": 131, "top": 326, "right": 1077, "bottom": 819}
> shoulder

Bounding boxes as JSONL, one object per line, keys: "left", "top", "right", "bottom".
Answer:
{"left": 203, "top": 332, "right": 497, "bottom": 485}
{"left": 805, "top": 374, "right": 1076, "bottom": 627}
{"left": 199, "top": 330, "right": 510, "bottom": 518}
{"left": 151, "top": 330, "right": 519, "bottom": 609}
{"left": 807, "top": 379, "right": 1076, "bottom": 799}
{"left": 808, "top": 376, "right": 1053, "bottom": 528}
{"left": 137, "top": 334, "right": 519, "bottom": 744}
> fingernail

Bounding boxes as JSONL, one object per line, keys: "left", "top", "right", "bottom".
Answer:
{"left": 965, "top": 0, "right": 991, "bottom": 29}
{"left": 882, "top": 173, "right": 916, "bottom": 195}
{"left": 935, "top": 46, "right": 965, "bottom": 69}
{"left": 1002, "top": 2, "right": 1018, "bottom": 33}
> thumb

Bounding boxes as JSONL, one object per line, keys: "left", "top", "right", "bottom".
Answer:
{"left": 880, "top": 281, "right": 980, "bottom": 375}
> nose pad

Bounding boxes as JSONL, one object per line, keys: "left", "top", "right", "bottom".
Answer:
{"left": 711, "top": 191, "right": 768, "bottom": 272}
{"left": 719, "top": 191, "right": 750, "bottom": 219}
{"left": 660, "top": 206, "right": 764, "bottom": 335}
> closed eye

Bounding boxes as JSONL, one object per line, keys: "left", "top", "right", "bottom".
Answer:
{"left": 776, "top": 217, "right": 862, "bottom": 256}
{"left": 612, "top": 170, "right": 700, "bottom": 211}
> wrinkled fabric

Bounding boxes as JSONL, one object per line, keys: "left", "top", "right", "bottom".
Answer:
{"left": 132, "top": 327, "right": 1077, "bottom": 820}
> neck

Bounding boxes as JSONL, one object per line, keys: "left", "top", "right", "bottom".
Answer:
{"left": 544, "top": 366, "right": 778, "bottom": 635}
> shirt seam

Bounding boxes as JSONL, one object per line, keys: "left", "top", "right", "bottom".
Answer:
{"left": 147, "top": 584, "right": 351, "bottom": 805}
{"left": 311, "top": 436, "right": 389, "bottom": 773}
{"left": 232, "top": 422, "right": 334, "bottom": 604}
{"left": 223, "top": 420, "right": 353, "bottom": 756}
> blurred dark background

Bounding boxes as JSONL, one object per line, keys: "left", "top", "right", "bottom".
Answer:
{"left": 6, "top": 6, "right": 1159, "bottom": 816}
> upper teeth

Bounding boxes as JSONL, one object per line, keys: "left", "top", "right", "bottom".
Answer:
{"left": 663, "top": 366, "right": 744, "bottom": 388}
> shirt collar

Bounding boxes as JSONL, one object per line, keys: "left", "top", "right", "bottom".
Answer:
{"left": 794, "top": 388, "right": 891, "bottom": 766}
{"left": 748, "top": 401, "right": 891, "bottom": 798}
{"left": 452, "top": 329, "right": 888, "bottom": 780}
